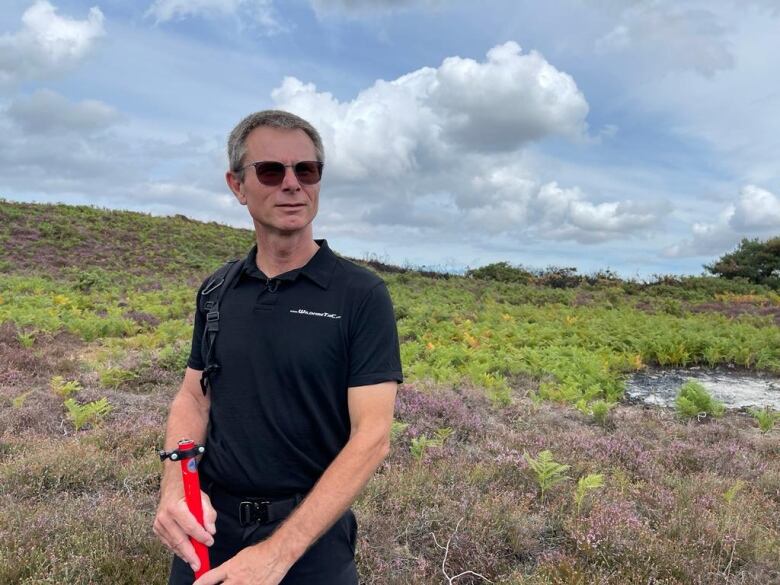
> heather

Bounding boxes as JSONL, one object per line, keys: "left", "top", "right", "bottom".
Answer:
{"left": 1, "top": 200, "right": 779, "bottom": 584}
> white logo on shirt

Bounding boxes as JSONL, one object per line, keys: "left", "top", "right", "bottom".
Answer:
{"left": 290, "top": 308, "right": 342, "bottom": 319}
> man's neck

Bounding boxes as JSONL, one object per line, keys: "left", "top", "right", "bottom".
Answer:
{"left": 254, "top": 229, "right": 320, "bottom": 279}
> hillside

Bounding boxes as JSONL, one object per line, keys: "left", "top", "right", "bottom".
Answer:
{"left": 1, "top": 200, "right": 779, "bottom": 584}
{"left": 0, "top": 199, "right": 255, "bottom": 281}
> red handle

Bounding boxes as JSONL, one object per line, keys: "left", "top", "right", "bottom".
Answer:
{"left": 178, "top": 439, "right": 210, "bottom": 578}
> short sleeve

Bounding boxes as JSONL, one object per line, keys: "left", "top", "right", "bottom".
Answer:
{"left": 186, "top": 279, "right": 208, "bottom": 371}
{"left": 347, "top": 282, "right": 404, "bottom": 387}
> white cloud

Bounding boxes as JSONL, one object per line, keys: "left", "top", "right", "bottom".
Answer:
{"left": 664, "top": 184, "right": 780, "bottom": 257}
{"left": 145, "top": 0, "right": 281, "bottom": 30}
{"left": 5, "top": 89, "right": 119, "bottom": 134}
{"left": 484, "top": 179, "right": 666, "bottom": 243}
{"left": 730, "top": 184, "right": 780, "bottom": 230}
{"left": 267, "top": 42, "right": 671, "bottom": 245}
{"left": 0, "top": 1, "right": 105, "bottom": 86}
{"left": 272, "top": 41, "right": 588, "bottom": 179}
{"left": 432, "top": 43, "right": 589, "bottom": 149}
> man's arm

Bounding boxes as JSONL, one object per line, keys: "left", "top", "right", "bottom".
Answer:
{"left": 194, "top": 380, "right": 397, "bottom": 585}
{"left": 153, "top": 367, "right": 217, "bottom": 572}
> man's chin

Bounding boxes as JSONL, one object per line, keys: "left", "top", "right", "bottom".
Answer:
{"left": 254, "top": 218, "right": 314, "bottom": 236}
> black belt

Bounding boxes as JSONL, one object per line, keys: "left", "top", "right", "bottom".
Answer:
{"left": 208, "top": 483, "right": 303, "bottom": 527}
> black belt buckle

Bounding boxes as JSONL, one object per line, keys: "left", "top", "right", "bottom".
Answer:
{"left": 239, "top": 500, "right": 270, "bottom": 526}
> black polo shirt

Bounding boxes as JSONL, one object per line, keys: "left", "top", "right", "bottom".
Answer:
{"left": 187, "top": 240, "right": 403, "bottom": 496}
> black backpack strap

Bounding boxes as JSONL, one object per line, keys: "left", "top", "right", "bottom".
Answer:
{"left": 199, "top": 259, "right": 243, "bottom": 395}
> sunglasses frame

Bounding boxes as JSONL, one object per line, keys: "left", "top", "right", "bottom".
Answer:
{"left": 237, "top": 160, "right": 324, "bottom": 186}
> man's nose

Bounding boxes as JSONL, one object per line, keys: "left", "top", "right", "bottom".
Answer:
{"left": 280, "top": 166, "right": 301, "bottom": 190}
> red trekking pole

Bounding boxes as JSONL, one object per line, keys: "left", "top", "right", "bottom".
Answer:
{"left": 160, "top": 439, "right": 210, "bottom": 578}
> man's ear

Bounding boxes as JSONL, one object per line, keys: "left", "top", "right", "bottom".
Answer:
{"left": 226, "top": 171, "right": 247, "bottom": 205}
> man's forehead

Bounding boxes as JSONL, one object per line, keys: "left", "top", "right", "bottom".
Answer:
{"left": 244, "top": 126, "right": 316, "bottom": 159}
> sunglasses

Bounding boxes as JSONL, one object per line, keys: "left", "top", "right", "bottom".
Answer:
{"left": 238, "top": 160, "right": 324, "bottom": 186}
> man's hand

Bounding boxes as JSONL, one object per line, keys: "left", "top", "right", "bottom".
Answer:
{"left": 193, "top": 539, "right": 292, "bottom": 585}
{"left": 153, "top": 489, "right": 217, "bottom": 573}
{"left": 155, "top": 367, "right": 214, "bottom": 571}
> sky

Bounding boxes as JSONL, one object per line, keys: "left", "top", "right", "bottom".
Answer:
{"left": 1, "top": 0, "right": 779, "bottom": 277}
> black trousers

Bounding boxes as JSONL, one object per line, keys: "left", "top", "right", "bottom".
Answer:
{"left": 168, "top": 482, "right": 358, "bottom": 585}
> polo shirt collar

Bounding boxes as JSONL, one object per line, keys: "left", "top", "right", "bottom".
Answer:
{"left": 300, "top": 239, "right": 337, "bottom": 289}
{"left": 240, "top": 239, "right": 337, "bottom": 290}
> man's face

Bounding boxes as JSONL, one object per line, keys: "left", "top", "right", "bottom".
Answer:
{"left": 227, "top": 126, "right": 320, "bottom": 236}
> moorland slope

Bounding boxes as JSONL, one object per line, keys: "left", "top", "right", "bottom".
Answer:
{"left": 1, "top": 200, "right": 778, "bottom": 584}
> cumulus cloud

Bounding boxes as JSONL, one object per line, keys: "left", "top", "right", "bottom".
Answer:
{"left": 595, "top": 3, "right": 734, "bottom": 76}
{"left": 730, "top": 184, "right": 780, "bottom": 230}
{"left": 433, "top": 43, "right": 589, "bottom": 149}
{"left": 268, "top": 42, "right": 670, "bottom": 245}
{"left": 0, "top": 1, "right": 105, "bottom": 86}
{"left": 145, "top": 0, "right": 281, "bottom": 30}
{"left": 5, "top": 89, "right": 120, "bottom": 135}
{"left": 273, "top": 41, "right": 588, "bottom": 179}
{"left": 470, "top": 178, "right": 665, "bottom": 244}
{"left": 343, "top": 173, "right": 666, "bottom": 244}
{"left": 664, "top": 185, "right": 780, "bottom": 257}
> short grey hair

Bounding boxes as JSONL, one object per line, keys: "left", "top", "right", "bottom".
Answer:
{"left": 227, "top": 110, "right": 324, "bottom": 181}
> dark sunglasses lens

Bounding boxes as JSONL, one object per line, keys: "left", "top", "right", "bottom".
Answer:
{"left": 255, "top": 162, "right": 286, "bottom": 185}
{"left": 293, "top": 161, "right": 322, "bottom": 185}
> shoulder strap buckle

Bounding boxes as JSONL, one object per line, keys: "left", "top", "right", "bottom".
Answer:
{"left": 202, "top": 277, "right": 225, "bottom": 296}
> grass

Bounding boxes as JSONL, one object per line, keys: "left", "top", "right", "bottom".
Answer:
{"left": 1, "top": 200, "right": 779, "bottom": 583}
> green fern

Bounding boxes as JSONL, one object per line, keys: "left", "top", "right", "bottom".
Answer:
{"left": 590, "top": 401, "right": 614, "bottom": 427}
{"left": 749, "top": 407, "right": 780, "bottom": 433}
{"left": 410, "top": 435, "right": 432, "bottom": 460}
{"left": 98, "top": 367, "right": 137, "bottom": 389}
{"left": 49, "top": 376, "right": 82, "bottom": 398}
{"left": 675, "top": 380, "right": 725, "bottom": 420}
{"left": 390, "top": 420, "right": 409, "bottom": 441}
{"left": 524, "top": 450, "right": 570, "bottom": 501}
{"left": 17, "top": 330, "right": 36, "bottom": 348}
{"left": 574, "top": 473, "right": 604, "bottom": 515}
{"left": 433, "top": 427, "right": 454, "bottom": 443}
{"left": 64, "top": 397, "right": 112, "bottom": 431}
{"left": 409, "top": 427, "right": 452, "bottom": 461}
{"left": 11, "top": 390, "right": 32, "bottom": 409}
{"left": 723, "top": 480, "right": 745, "bottom": 505}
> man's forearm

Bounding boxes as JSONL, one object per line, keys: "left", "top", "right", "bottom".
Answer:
{"left": 263, "top": 430, "right": 390, "bottom": 564}
{"left": 161, "top": 389, "right": 210, "bottom": 490}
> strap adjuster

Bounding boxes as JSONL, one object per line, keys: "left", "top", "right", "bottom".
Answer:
{"left": 200, "top": 364, "right": 220, "bottom": 395}
{"left": 239, "top": 500, "right": 271, "bottom": 526}
{"left": 206, "top": 310, "right": 220, "bottom": 322}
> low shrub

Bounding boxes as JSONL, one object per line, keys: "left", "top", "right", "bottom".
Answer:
{"left": 675, "top": 381, "right": 725, "bottom": 420}
{"left": 156, "top": 342, "right": 190, "bottom": 372}
{"left": 466, "top": 261, "right": 533, "bottom": 284}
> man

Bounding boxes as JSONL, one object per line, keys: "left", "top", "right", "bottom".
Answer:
{"left": 153, "top": 110, "right": 403, "bottom": 585}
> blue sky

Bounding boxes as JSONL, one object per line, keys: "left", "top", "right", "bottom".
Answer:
{"left": 1, "top": 0, "right": 779, "bottom": 277}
